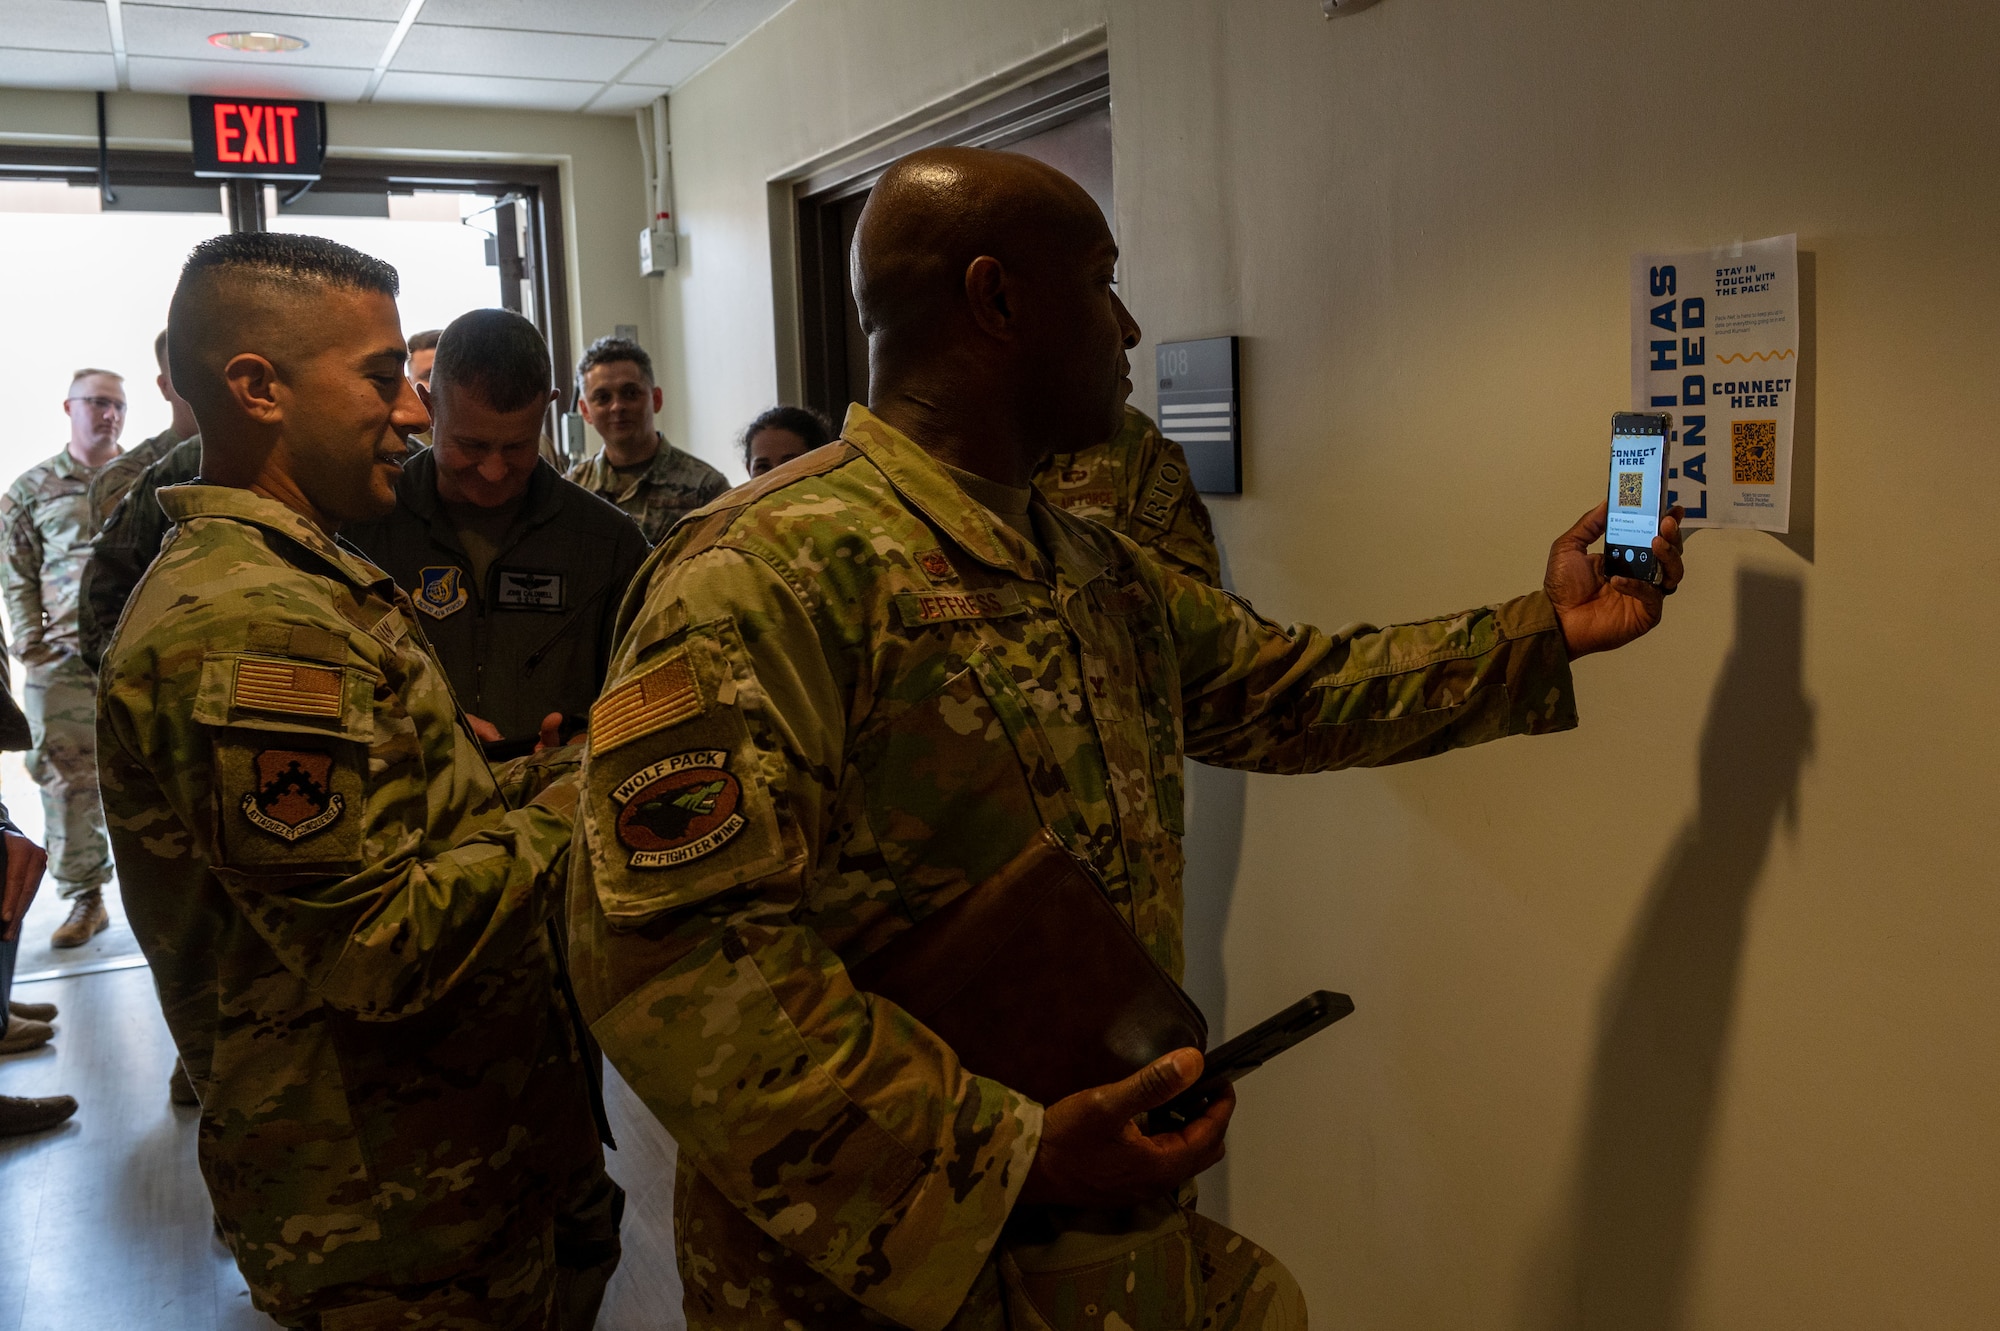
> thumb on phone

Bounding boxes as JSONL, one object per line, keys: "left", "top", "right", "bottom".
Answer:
{"left": 1091, "top": 1047, "right": 1204, "bottom": 1124}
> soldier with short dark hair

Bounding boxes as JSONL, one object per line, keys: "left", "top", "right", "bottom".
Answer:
{"left": 564, "top": 146, "right": 1685, "bottom": 1330}
{"left": 97, "top": 232, "right": 620, "bottom": 1329}
{"left": 344, "top": 308, "right": 650, "bottom": 749}
{"left": 567, "top": 335, "right": 729, "bottom": 542}
{"left": 740, "top": 404, "right": 833, "bottom": 478}
{"left": 87, "top": 328, "right": 200, "bottom": 531}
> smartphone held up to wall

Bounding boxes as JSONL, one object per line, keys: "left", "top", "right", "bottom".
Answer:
{"left": 1604, "top": 412, "right": 1672, "bottom": 584}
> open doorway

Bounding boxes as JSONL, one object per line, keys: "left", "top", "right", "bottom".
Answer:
{"left": 793, "top": 53, "right": 1111, "bottom": 422}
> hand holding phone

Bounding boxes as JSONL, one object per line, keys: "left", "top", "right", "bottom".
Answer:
{"left": 1145, "top": 990, "right": 1354, "bottom": 1133}
{"left": 1604, "top": 412, "right": 1673, "bottom": 585}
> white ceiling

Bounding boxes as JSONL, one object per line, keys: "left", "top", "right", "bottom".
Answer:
{"left": 0, "top": 0, "right": 792, "bottom": 114}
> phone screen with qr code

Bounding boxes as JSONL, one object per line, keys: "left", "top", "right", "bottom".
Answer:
{"left": 1605, "top": 413, "right": 1670, "bottom": 583}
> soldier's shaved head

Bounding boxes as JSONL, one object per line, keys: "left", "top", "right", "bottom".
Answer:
{"left": 168, "top": 232, "right": 399, "bottom": 423}
{"left": 167, "top": 232, "right": 427, "bottom": 530}
{"left": 852, "top": 147, "right": 1140, "bottom": 479}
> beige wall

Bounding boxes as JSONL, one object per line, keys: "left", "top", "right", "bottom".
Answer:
{"left": 653, "top": 0, "right": 1106, "bottom": 475}
{"left": 0, "top": 88, "right": 653, "bottom": 374}
{"left": 663, "top": 0, "right": 2000, "bottom": 1326}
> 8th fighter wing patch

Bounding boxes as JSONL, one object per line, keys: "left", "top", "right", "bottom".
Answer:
{"left": 241, "top": 749, "right": 346, "bottom": 842}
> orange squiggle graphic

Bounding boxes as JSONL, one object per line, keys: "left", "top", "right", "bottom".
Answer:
{"left": 1713, "top": 349, "right": 1796, "bottom": 363}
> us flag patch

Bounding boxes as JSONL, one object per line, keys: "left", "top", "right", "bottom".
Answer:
{"left": 232, "top": 657, "right": 343, "bottom": 719}
{"left": 591, "top": 651, "right": 703, "bottom": 753}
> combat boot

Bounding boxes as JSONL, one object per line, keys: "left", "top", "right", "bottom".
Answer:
{"left": 8, "top": 999, "right": 57, "bottom": 1022}
{"left": 50, "top": 890, "right": 108, "bottom": 948}
{"left": 0, "top": 1093, "right": 78, "bottom": 1136}
{"left": 0, "top": 1017, "right": 54, "bottom": 1055}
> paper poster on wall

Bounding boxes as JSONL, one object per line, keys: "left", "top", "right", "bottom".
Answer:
{"left": 1631, "top": 233, "right": 1797, "bottom": 531}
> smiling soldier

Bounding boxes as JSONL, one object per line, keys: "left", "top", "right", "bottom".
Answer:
{"left": 95, "top": 233, "right": 620, "bottom": 1330}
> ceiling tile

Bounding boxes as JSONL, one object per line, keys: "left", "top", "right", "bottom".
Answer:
{"left": 391, "top": 23, "right": 649, "bottom": 82}
{"left": 127, "top": 53, "right": 374, "bottom": 100}
{"left": 133, "top": 0, "right": 409, "bottom": 17}
{"left": 371, "top": 69, "right": 601, "bottom": 113}
{"left": 7, "top": 0, "right": 111, "bottom": 53}
{"left": 123, "top": 5, "right": 396, "bottom": 67}
{"left": 616, "top": 39, "right": 722, "bottom": 87}
{"left": 0, "top": 48, "right": 118, "bottom": 89}
{"left": 417, "top": 0, "right": 709, "bottom": 41}
{"left": 671, "top": 0, "right": 791, "bottom": 45}
{"left": 587, "top": 83, "right": 672, "bottom": 113}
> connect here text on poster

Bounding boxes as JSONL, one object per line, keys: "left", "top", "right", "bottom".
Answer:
{"left": 1631, "top": 233, "right": 1797, "bottom": 532}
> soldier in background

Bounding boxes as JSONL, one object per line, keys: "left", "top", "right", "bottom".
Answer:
{"left": 566, "top": 336, "right": 728, "bottom": 542}
{"left": 1034, "top": 404, "right": 1221, "bottom": 584}
{"left": 563, "top": 147, "right": 1685, "bottom": 1330}
{"left": 77, "top": 433, "right": 200, "bottom": 675}
{"left": 740, "top": 404, "right": 832, "bottom": 478}
{"left": 406, "top": 327, "right": 442, "bottom": 391}
{"left": 0, "top": 367, "right": 126, "bottom": 948}
{"left": 88, "top": 329, "right": 199, "bottom": 531}
{"left": 345, "top": 309, "right": 649, "bottom": 750}
{"left": 98, "top": 232, "right": 619, "bottom": 1328}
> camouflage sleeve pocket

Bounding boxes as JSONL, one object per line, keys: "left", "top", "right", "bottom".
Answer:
{"left": 583, "top": 617, "right": 788, "bottom": 925}
{"left": 210, "top": 728, "right": 367, "bottom": 870}
{"left": 193, "top": 651, "right": 376, "bottom": 872}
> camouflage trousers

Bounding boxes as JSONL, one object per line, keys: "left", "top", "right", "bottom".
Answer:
{"left": 23, "top": 653, "right": 111, "bottom": 899}
{"left": 679, "top": 1163, "right": 1304, "bottom": 1330}
{"left": 294, "top": 1169, "right": 625, "bottom": 1331}
{"left": 985, "top": 1202, "right": 1306, "bottom": 1331}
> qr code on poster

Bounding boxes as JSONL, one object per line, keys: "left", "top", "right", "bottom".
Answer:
{"left": 1617, "top": 471, "right": 1644, "bottom": 507}
{"left": 1733, "top": 420, "right": 1777, "bottom": 484}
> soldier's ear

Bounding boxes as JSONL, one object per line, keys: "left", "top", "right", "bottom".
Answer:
{"left": 221, "top": 353, "right": 284, "bottom": 426}
{"left": 964, "top": 255, "right": 1015, "bottom": 341}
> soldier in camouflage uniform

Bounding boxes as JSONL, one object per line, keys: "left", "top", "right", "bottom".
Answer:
{"left": 1033, "top": 405, "right": 1221, "bottom": 584}
{"left": 78, "top": 433, "right": 202, "bottom": 674}
{"left": 1, "top": 367, "right": 127, "bottom": 947}
{"left": 564, "top": 149, "right": 1686, "bottom": 1330}
{"left": 97, "top": 232, "right": 619, "bottom": 1328}
{"left": 87, "top": 328, "right": 200, "bottom": 531}
{"left": 566, "top": 336, "right": 729, "bottom": 543}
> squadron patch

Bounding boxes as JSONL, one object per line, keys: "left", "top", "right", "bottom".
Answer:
{"left": 611, "top": 750, "right": 745, "bottom": 867}
{"left": 241, "top": 749, "right": 346, "bottom": 842}
{"left": 415, "top": 566, "right": 469, "bottom": 619}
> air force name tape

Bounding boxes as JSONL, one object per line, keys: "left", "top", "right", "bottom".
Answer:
{"left": 611, "top": 749, "right": 745, "bottom": 868}
{"left": 894, "top": 585, "right": 1028, "bottom": 628}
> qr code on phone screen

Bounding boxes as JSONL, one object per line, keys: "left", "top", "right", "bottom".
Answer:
{"left": 1617, "top": 471, "right": 1644, "bottom": 507}
{"left": 1732, "top": 420, "right": 1777, "bottom": 484}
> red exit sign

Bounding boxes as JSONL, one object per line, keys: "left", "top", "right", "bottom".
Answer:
{"left": 189, "top": 96, "right": 325, "bottom": 180}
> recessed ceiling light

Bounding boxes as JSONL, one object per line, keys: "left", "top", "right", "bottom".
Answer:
{"left": 209, "top": 31, "right": 309, "bottom": 54}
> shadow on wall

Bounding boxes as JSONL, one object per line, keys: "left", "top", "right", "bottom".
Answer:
{"left": 1529, "top": 566, "right": 1814, "bottom": 1331}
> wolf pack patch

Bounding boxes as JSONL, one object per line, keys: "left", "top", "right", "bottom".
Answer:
{"left": 611, "top": 749, "right": 746, "bottom": 868}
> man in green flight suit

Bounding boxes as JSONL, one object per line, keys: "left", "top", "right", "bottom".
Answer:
{"left": 564, "top": 147, "right": 1685, "bottom": 1330}
{"left": 96, "top": 232, "right": 619, "bottom": 1329}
